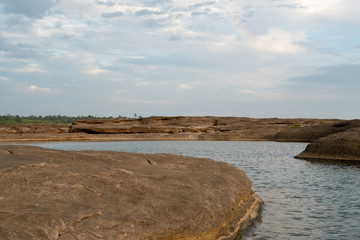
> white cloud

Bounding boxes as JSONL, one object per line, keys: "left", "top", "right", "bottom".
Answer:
{"left": 25, "top": 85, "right": 58, "bottom": 94}
{"left": 177, "top": 83, "right": 192, "bottom": 90}
{"left": 248, "top": 28, "right": 307, "bottom": 54}
{"left": 106, "top": 96, "right": 174, "bottom": 104}
{"left": 239, "top": 89, "right": 256, "bottom": 94}
{"left": 85, "top": 68, "right": 110, "bottom": 75}
{"left": 0, "top": 76, "right": 9, "bottom": 81}
{"left": 298, "top": 0, "right": 342, "bottom": 14}
{"left": 13, "top": 64, "right": 46, "bottom": 73}
{"left": 34, "top": 15, "right": 89, "bottom": 38}
{"left": 136, "top": 81, "right": 150, "bottom": 86}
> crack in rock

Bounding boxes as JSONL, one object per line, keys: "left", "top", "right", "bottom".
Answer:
{"left": 71, "top": 211, "right": 102, "bottom": 226}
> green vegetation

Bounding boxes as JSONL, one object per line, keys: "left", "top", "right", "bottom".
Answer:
{"left": 0, "top": 115, "right": 127, "bottom": 126}
{"left": 290, "top": 124, "right": 301, "bottom": 128}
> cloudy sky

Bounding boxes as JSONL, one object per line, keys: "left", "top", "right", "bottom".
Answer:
{"left": 0, "top": 0, "right": 359, "bottom": 118}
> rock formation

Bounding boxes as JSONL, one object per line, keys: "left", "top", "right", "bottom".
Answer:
{"left": 0, "top": 116, "right": 343, "bottom": 142}
{"left": 69, "top": 116, "right": 338, "bottom": 141}
{"left": 0, "top": 145, "right": 262, "bottom": 240}
{"left": 295, "top": 127, "right": 360, "bottom": 162}
{"left": 2, "top": 116, "right": 359, "bottom": 162}
{"left": 0, "top": 123, "right": 69, "bottom": 134}
{"left": 273, "top": 120, "right": 360, "bottom": 142}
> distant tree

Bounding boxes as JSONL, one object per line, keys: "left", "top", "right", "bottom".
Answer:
{"left": 15, "top": 115, "right": 22, "bottom": 123}
{"left": 0, "top": 114, "right": 129, "bottom": 125}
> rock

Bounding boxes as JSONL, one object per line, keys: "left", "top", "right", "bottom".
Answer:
{"left": 0, "top": 123, "right": 69, "bottom": 134}
{"left": 0, "top": 117, "right": 344, "bottom": 142}
{"left": 0, "top": 145, "right": 262, "bottom": 240}
{"left": 295, "top": 127, "right": 360, "bottom": 162}
{"left": 273, "top": 120, "right": 359, "bottom": 142}
{"left": 69, "top": 116, "right": 338, "bottom": 141}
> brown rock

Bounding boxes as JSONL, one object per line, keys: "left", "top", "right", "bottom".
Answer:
{"left": 295, "top": 127, "right": 360, "bottom": 162}
{"left": 130, "top": 126, "right": 152, "bottom": 133}
{"left": 0, "top": 117, "right": 344, "bottom": 142}
{"left": 69, "top": 116, "right": 338, "bottom": 141}
{"left": 273, "top": 120, "right": 358, "bottom": 142}
{"left": 0, "top": 145, "right": 262, "bottom": 240}
{"left": 0, "top": 123, "right": 69, "bottom": 134}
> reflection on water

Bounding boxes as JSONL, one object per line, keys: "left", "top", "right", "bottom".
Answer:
{"left": 26, "top": 141, "right": 360, "bottom": 240}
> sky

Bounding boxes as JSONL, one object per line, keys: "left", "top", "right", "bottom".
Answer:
{"left": 0, "top": 0, "right": 360, "bottom": 119}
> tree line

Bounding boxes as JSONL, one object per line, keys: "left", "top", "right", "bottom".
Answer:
{"left": 0, "top": 115, "right": 128, "bottom": 125}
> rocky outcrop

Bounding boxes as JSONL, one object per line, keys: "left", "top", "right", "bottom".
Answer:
{"left": 0, "top": 117, "right": 349, "bottom": 144}
{"left": 0, "top": 123, "right": 69, "bottom": 134}
{"left": 69, "top": 116, "right": 339, "bottom": 141}
{"left": 273, "top": 120, "right": 360, "bottom": 142}
{"left": 0, "top": 145, "right": 262, "bottom": 240}
{"left": 295, "top": 127, "right": 360, "bottom": 162}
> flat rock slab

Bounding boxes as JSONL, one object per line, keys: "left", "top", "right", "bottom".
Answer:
{"left": 0, "top": 145, "right": 262, "bottom": 240}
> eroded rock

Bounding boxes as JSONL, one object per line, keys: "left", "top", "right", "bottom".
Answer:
{"left": 0, "top": 145, "right": 262, "bottom": 240}
{"left": 295, "top": 127, "right": 360, "bottom": 162}
{"left": 274, "top": 120, "right": 360, "bottom": 142}
{"left": 0, "top": 123, "right": 69, "bottom": 134}
{"left": 69, "top": 116, "right": 336, "bottom": 141}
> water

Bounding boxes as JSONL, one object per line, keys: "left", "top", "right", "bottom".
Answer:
{"left": 25, "top": 141, "right": 360, "bottom": 240}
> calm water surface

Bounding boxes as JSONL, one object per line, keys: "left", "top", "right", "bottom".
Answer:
{"left": 26, "top": 141, "right": 360, "bottom": 240}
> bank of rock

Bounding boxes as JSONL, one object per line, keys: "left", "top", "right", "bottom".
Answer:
{"left": 273, "top": 120, "right": 360, "bottom": 142}
{"left": 69, "top": 116, "right": 336, "bottom": 141}
{"left": 0, "top": 145, "right": 262, "bottom": 240}
{"left": 295, "top": 127, "right": 360, "bottom": 162}
{"left": 0, "top": 123, "right": 68, "bottom": 134}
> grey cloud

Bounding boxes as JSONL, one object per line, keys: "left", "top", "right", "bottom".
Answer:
{"left": 188, "top": 1, "right": 216, "bottom": 10}
{"left": 168, "top": 35, "right": 182, "bottom": 41}
{"left": 145, "top": 0, "right": 172, "bottom": 6}
{"left": 191, "top": 11, "right": 203, "bottom": 17}
{"left": 102, "top": 11, "right": 124, "bottom": 18}
{"left": 276, "top": 4, "right": 297, "bottom": 9}
{"left": 142, "top": 18, "right": 167, "bottom": 28}
{"left": 289, "top": 64, "right": 360, "bottom": 86}
{"left": 282, "top": 64, "right": 360, "bottom": 105}
{"left": 191, "top": 8, "right": 221, "bottom": 18}
{"left": 191, "top": 9, "right": 211, "bottom": 17}
{"left": 135, "top": 9, "right": 162, "bottom": 17}
{"left": 4, "top": 15, "right": 30, "bottom": 27}
{"left": 96, "top": 0, "right": 116, "bottom": 7}
{"left": 0, "top": 36, "right": 43, "bottom": 60}
{"left": 276, "top": 4, "right": 306, "bottom": 9}
{"left": 0, "top": 0, "right": 56, "bottom": 19}
{"left": 242, "top": 10, "right": 255, "bottom": 22}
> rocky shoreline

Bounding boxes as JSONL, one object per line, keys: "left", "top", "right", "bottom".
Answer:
{"left": 1, "top": 116, "right": 360, "bottom": 162}
{"left": 0, "top": 116, "right": 341, "bottom": 142}
{"left": 0, "top": 145, "right": 262, "bottom": 240}
{"left": 295, "top": 126, "right": 360, "bottom": 162}
{"left": 1, "top": 116, "right": 359, "bottom": 238}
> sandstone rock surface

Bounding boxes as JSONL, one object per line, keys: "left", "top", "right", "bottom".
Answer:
{"left": 273, "top": 120, "right": 360, "bottom": 142}
{"left": 295, "top": 127, "right": 360, "bottom": 162}
{"left": 0, "top": 123, "right": 69, "bottom": 134}
{"left": 0, "top": 145, "right": 262, "bottom": 240}
{"left": 0, "top": 117, "right": 343, "bottom": 142}
{"left": 69, "top": 116, "right": 338, "bottom": 141}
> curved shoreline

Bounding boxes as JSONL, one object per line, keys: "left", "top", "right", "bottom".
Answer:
{"left": 217, "top": 192, "right": 263, "bottom": 240}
